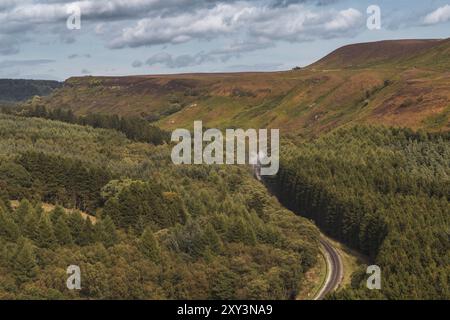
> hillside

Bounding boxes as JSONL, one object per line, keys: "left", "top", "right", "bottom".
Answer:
{"left": 30, "top": 39, "right": 450, "bottom": 136}
{"left": 0, "top": 79, "right": 61, "bottom": 103}
{"left": 310, "top": 39, "right": 449, "bottom": 69}
{"left": 270, "top": 126, "right": 450, "bottom": 299}
{"left": 2, "top": 38, "right": 449, "bottom": 300}
{"left": 0, "top": 113, "right": 320, "bottom": 299}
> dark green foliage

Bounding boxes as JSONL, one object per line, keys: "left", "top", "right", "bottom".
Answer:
{"left": 270, "top": 126, "right": 450, "bottom": 299}
{"left": 13, "top": 240, "right": 38, "bottom": 284}
{"left": 0, "top": 161, "right": 32, "bottom": 199}
{"left": 103, "top": 181, "right": 186, "bottom": 231}
{"left": 37, "top": 216, "right": 57, "bottom": 249}
{"left": 13, "top": 199, "right": 32, "bottom": 226}
{"left": 138, "top": 227, "right": 160, "bottom": 262}
{"left": 17, "top": 151, "right": 111, "bottom": 212}
{"left": 20, "top": 106, "right": 169, "bottom": 145}
{"left": 0, "top": 79, "right": 61, "bottom": 102}
{"left": 0, "top": 206, "right": 19, "bottom": 241}
{"left": 0, "top": 113, "right": 320, "bottom": 300}
{"left": 22, "top": 207, "right": 40, "bottom": 241}
{"left": 49, "top": 206, "right": 65, "bottom": 225}
{"left": 210, "top": 268, "right": 239, "bottom": 299}
{"left": 54, "top": 215, "right": 73, "bottom": 246}
{"left": 80, "top": 217, "right": 95, "bottom": 246}
{"left": 227, "top": 217, "right": 257, "bottom": 246}
{"left": 95, "top": 215, "right": 118, "bottom": 248}
{"left": 67, "top": 211, "right": 86, "bottom": 245}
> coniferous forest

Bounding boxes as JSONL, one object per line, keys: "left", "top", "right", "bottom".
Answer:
{"left": 0, "top": 113, "right": 319, "bottom": 299}
{"left": 0, "top": 105, "right": 448, "bottom": 300}
{"left": 269, "top": 126, "right": 449, "bottom": 299}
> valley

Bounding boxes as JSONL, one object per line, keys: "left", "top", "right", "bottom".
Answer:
{"left": 0, "top": 38, "right": 448, "bottom": 300}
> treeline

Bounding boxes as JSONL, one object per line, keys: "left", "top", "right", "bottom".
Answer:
{"left": 11, "top": 105, "right": 170, "bottom": 145}
{"left": 0, "top": 79, "right": 61, "bottom": 102}
{"left": 0, "top": 113, "right": 320, "bottom": 299}
{"left": 268, "top": 126, "right": 449, "bottom": 299}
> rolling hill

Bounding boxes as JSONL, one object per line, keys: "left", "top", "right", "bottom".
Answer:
{"left": 28, "top": 39, "right": 450, "bottom": 135}
{"left": 310, "top": 39, "right": 449, "bottom": 69}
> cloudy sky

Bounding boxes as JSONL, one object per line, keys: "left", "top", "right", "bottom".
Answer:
{"left": 0, "top": 0, "right": 449, "bottom": 80}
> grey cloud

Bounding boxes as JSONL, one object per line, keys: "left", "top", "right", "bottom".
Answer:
{"left": 144, "top": 38, "right": 273, "bottom": 68}
{"left": 210, "top": 40, "right": 275, "bottom": 61}
{"left": 270, "top": 0, "right": 338, "bottom": 7}
{"left": 146, "top": 52, "right": 214, "bottom": 68}
{"left": 132, "top": 60, "right": 143, "bottom": 68}
{"left": 225, "top": 62, "right": 284, "bottom": 72}
{"left": 0, "top": 35, "right": 20, "bottom": 55}
{"left": 81, "top": 69, "right": 91, "bottom": 74}
{"left": 68, "top": 53, "right": 91, "bottom": 59}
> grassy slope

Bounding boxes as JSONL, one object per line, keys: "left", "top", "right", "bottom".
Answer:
{"left": 35, "top": 39, "right": 450, "bottom": 136}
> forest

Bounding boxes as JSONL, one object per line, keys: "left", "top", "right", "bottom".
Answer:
{"left": 268, "top": 126, "right": 449, "bottom": 299}
{"left": 0, "top": 113, "right": 319, "bottom": 299}
{"left": 1, "top": 105, "right": 169, "bottom": 145}
{"left": 0, "top": 106, "right": 448, "bottom": 300}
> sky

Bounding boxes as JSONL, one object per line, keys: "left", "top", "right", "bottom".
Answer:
{"left": 0, "top": 0, "right": 449, "bottom": 81}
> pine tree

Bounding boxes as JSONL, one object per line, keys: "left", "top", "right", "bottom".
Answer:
{"left": 14, "top": 199, "right": 31, "bottom": 225}
{"left": 227, "top": 218, "right": 256, "bottom": 245}
{"left": 50, "top": 206, "right": 65, "bottom": 225}
{"left": 95, "top": 216, "right": 118, "bottom": 247}
{"left": 0, "top": 207, "right": 20, "bottom": 241}
{"left": 204, "top": 223, "right": 222, "bottom": 253}
{"left": 13, "top": 239, "right": 38, "bottom": 283}
{"left": 23, "top": 208, "right": 40, "bottom": 241}
{"left": 79, "top": 217, "right": 95, "bottom": 246}
{"left": 138, "top": 227, "right": 160, "bottom": 262}
{"left": 37, "top": 216, "right": 57, "bottom": 249}
{"left": 67, "top": 211, "right": 85, "bottom": 245}
{"left": 54, "top": 215, "right": 73, "bottom": 246}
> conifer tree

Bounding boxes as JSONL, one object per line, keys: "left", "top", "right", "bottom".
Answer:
{"left": 204, "top": 223, "right": 222, "bottom": 253}
{"left": 14, "top": 199, "right": 32, "bottom": 225}
{"left": 54, "top": 215, "right": 73, "bottom": 246}
{"left": 138, "top": 227, "right": 160, "bottom": 262}
{"left": 23, "top": 208, "right": 40, "bottom": 241}
{"left": 50, "top": 206, "right": 65, "bottom": 225}
{"left": 0, "top": 207, "right": 20, "bottom": 241}
{"left": 79, "top": 217, "right": 95, "bottom": 246}
{"left": 67, "top": 211, "right": 85, "bottom": 245}
{"left": 13, "top": 239, "right": 38, "bottom": 283}
{"left": 37, "top": 216, "right": 57, "bottom": 249}
{"left": 95, "top": 216, "right": 118, "bottom": 247}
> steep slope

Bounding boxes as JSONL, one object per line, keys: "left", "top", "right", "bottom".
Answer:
{"left": 33, "top": 39, "right": 450, "bottom": 135}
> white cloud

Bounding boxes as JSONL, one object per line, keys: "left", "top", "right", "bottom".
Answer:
{"left": 109, "top": 3, "right": 243, "bottom": 49}
{"left": 110, "top": 3, "right": 363, "bottom": 49}
{"left": 324, "top": 8, "right": 362, "bottom": 31}
{"left": 424, "top": 4, "right": 450, "bottom": 25}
